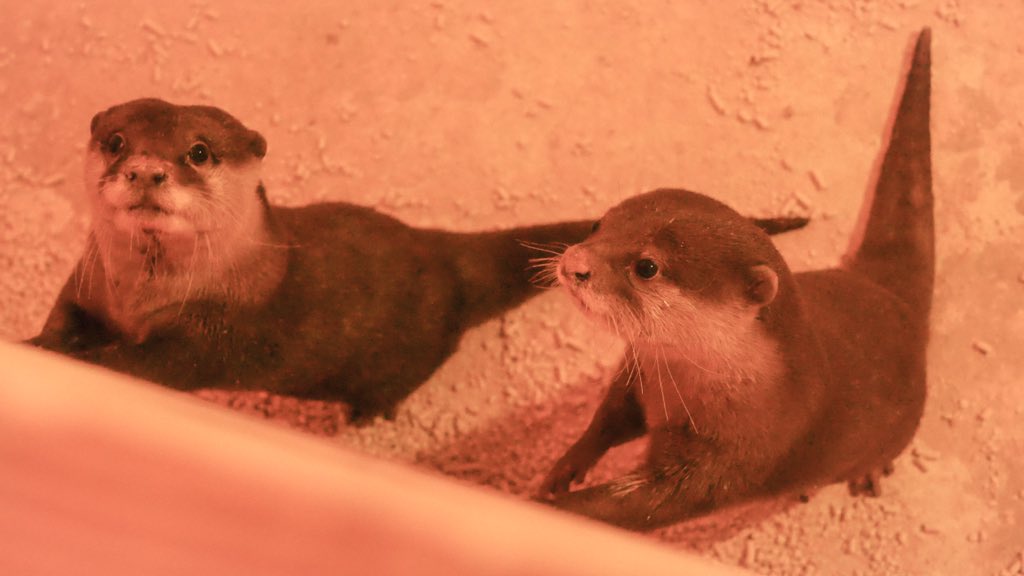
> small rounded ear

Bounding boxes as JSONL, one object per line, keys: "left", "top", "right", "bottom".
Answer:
{"left": 745, "top": 264, "right": 778, "bottom": 307}
{"left": 249, "top": 130, "right": 267, "bottom": 158}
{"left": 90, "top": 111, "right": 104, "bottom": 136}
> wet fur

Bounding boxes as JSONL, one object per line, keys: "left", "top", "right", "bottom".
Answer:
{"left": 539, "top": 30, "right": 932, "bottom": 529}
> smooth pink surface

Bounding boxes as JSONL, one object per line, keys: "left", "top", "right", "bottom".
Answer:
{"left": 0, "top": 342, "right": 748, "bottom": 576}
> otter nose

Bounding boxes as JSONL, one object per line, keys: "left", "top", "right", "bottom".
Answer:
{"left": 126, "top": 169, "right": 168, "bottom": 185}
{"left": 560, "top": 245, "right": 592, "bottom": 284}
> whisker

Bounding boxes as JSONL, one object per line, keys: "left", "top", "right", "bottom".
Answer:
{"left": 654, "top": 342, "right": 669, "bottom": 422}
{"left": 611, "top": 355, "right": 631, "bottom": 384}
{"left": 85, "top": 236, "right": 103, "bottom": 300}
{"left": 99, "top": 232, "right": 118, "bottom": 295}
{"left": 621, "top": 340, "right": 639, "bottom": 391}
{"left": 202, "top": 233, "right": 215, "bottom": 263}
{"left": 609, "top": 313, "right": 621, "bottom": 339}
{"left": 75, "top": 239, "right": 94, "bottom": 299}
{"left": 526, "top": 255, "right": 560, "bottom": 267}
{"left": 210, "top": 198, "right": 296, "bottom": 250}
{"left": 660, "top": 343, "right": 698, "bottom": 434}
{"left": 528, "top": 276, "right": 558, "bottom": 289}
{"left": 628, "top": 339, "right": 644, "bottom": 395}
{"left": 528, "top": 272, "right": 560, "bottom": 289}
{"left": 517, "top": 240, "right": 568, "bottom": 256}
{"left": 178, "top": 235, "right": 200, "bottom": 318}
{"left": 528, "top": 264, "right": 558, "bottom": 277}
{"left": 667, "top": 337, "right": 728, "bottom": 377}
{"left": 634, "top": 290, "right": 728, "bottom": 378}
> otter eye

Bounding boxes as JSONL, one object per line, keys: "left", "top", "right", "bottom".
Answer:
{"left": 634, "top": 258, "right": 659, "bottom": 279}
{"left": 188, "top": 142, "right": 210, "bottom": 165}
{"left": 106, "top": 133, "right": 125, "bottom": 155}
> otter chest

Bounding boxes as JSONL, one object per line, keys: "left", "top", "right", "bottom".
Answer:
{"left": 630, "top": 352, "right": 716, "bottom": 431}
{"left": 632, "top": 346, "right": 783, "bottom": 433}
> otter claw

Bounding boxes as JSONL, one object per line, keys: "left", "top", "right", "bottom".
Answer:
{"left": 847, "top": 461, "right": 894, "bottom": 497}
{"left": 539, "top": 448, "right": 599, "bottom": 498}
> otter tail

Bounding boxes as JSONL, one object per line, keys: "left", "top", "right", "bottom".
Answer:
{"left": 847, "top": 29, "right": 933, "bottom": 322}
{"left": 444, "top": 215, "right": 811, "bottom": 329}
{"left": 442, "top": 220, "right": 593, "bottom": 329}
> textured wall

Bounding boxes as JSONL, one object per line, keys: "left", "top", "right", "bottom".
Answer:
{"left": 2, "top": 1, "right": 1022, "bottom": 574}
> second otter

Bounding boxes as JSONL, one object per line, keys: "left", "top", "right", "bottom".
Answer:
{"left": 539, "top": 29, "right": 933, "bottom": 529}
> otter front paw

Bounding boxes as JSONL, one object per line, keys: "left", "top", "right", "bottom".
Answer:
{"left": 538, "top": 442, "right": 603, "bottom": 498}
{"left": 847, "top": 461, "right": 895, "bottom": 497}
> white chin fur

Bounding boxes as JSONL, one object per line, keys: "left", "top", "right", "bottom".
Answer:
{"left": 95, "top": 180, "right": 200, "bottom": 236}
{"left": 572, "top": 282, "right": 765, "bottom": 364}
{"left": 110, "top": 209, "right": 196, "bottom": 236}
{"left": 563, "top": 286, "right": 645, "bottom": 338}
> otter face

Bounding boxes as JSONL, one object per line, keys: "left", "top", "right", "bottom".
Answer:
{"left": 556, "top": 189, "right": 781, "bottom": 352}
{"left": 85, "top": 98, "right": 267, "bottom": 238}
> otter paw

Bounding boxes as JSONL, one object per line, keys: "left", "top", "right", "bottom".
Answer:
{"left": 538, "top": 446, "right": 601, "bottom": 499}
{"left": 847, "top": 461, "right": 894, "bottom": 497}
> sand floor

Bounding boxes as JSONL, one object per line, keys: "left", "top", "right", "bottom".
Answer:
{"left": 2, "top": 2, "right": 1022, "bottom": 574}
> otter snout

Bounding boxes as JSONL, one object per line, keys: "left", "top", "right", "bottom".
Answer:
{"left": 123, "top": 160, "right": 170, "bottom": 188}
{"left": 560, "top": 245, "right": 593, "bottom": 284}
{"left": 126, "top": 167, "right": 168, "bottom": 186}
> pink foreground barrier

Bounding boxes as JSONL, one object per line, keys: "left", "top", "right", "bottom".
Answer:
{"left": 0, "top": 341, "right": 749, "bottom": 576}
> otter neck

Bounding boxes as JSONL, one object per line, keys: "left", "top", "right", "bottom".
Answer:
{"left": 92, "top": 204, "right": 286, "bottom": 341}
{"left": 626, "top": 284, "right": 800, "bottom": 431}
{"left": 633, "top": 313, "right": 783, "bottom": 385}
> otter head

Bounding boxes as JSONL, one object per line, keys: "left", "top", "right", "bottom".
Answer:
{"left": 557, "top": 189, "right": 786, "bottom": 369}
{"left": 86, "top": 98, "right": 268, "bottom": 242}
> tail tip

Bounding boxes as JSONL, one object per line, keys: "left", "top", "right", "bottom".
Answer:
{"left": 914, "top": 27, "right": 932, "bottom": 63}
{"left": 752, "top": 216, "right": 811, "bottom": 236}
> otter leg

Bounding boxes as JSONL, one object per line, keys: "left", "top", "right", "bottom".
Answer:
{"left": 538, "top": 359, "right": 646, "bottom": 497}
{"left": 547, "top": 429, "right": 743, "bottom": 530}
{"left": 345, "top": 401, "right": 398, "bottom": 427}
{"left": 547, "top": 464, "right": 704, "bottom": 531}
{"left": 28, "top": 297, "right": 116, "bottom": 353}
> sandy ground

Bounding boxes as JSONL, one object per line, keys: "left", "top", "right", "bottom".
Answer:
{"left": 2, "top": 1, "right": 1022, "bottom": 575}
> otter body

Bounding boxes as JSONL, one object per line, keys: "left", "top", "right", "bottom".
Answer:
{"left": 29, "top": 98, "right": 602, "bottom": 421}
{"left": 540, "top": 29, "right": 932, "bottom": 529}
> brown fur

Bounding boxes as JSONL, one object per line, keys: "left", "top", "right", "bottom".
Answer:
{"left": 29, "top": 99, "right": 808, "bottom": 422}
{"left": 29, "top": 98, "right": 603, "bottom": 422}
{"left": 538, "top": 29, "right": 932, "bottom": 530}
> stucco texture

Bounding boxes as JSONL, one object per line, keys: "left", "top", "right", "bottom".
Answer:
{"left": 1, "top": 1, "right": 1022, "bottom": 575}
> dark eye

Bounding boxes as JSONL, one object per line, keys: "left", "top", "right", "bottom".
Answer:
{"left": 188, "top": 142, "right": 210, "bottom": 165}
{"left": 634, "top": 258, "right": 659, "bottom": 279}
{"left": 591, "top": 220, "right": 601, "bottom": 233}
{"left": 106, "top": 133, "right": 125, "bottom": 155}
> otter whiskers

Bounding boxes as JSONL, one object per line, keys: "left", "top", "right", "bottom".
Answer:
{"left": 658, "top": 343, "right": 698, "bottom": 434}
{"left": 521, "top": 240, "right": 570, "bottom": 289}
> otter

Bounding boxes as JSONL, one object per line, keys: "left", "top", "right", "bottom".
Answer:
{"left": 538, "top": 29, "right": 932, "bottom": 529}
{"left": 28, "top": 98, "right": 809, "bottom": 422}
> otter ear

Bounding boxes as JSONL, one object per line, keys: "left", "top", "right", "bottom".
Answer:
{"left": 249, "top": 130, "right": 267, "bottom": 159}
{"left": 745, "top": 264, "right": 778, "bottom": 307}
{"left": 90, "top": 111, "right": 104, "bottom": 136}
{"left": 750, "top": 216, "right": 809, "bottom": 236}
